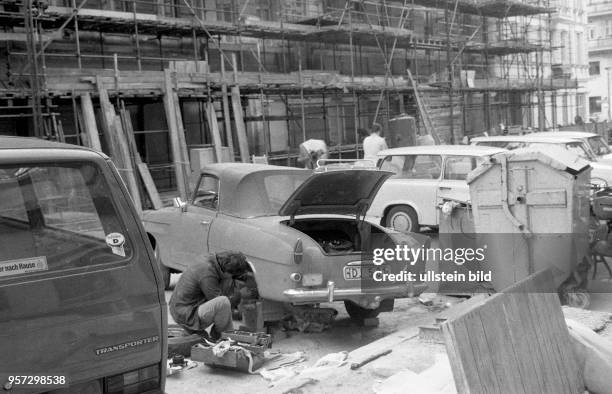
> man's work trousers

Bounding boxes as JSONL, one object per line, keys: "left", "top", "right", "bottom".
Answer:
{"left": 197, "top": 296, "right": 233, "bottom": 333}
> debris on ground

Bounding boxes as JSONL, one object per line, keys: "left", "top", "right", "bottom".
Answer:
{"left": 563, "top": 306, "right": 612, "bottom": 332}
{"left": 166, "top": 356, "right": 198, "bottom": 376}
{"left": 567, "top": 318, "right": 612, "bottom": 394}
{"left": 261, "top": 351, "right": 348, "bottom": 390}
{"left": 372, "top": 354, "right": 455, "bottom": 394}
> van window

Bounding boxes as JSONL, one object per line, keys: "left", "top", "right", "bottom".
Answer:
{"left": 0, "top": 163, "right": 131, "bottom": 278}
{"left": 380, "top": 155, "right": 442, "bottom": 179}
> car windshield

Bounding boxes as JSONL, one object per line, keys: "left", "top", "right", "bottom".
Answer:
{"left": 230, "top": 171, "right": 311, "bottom": 217}
{"left": 587, "top": 136, "right": 611, "bottom": 156}
{"left": 0, "top": 162, "right": 131, "bottom": 276}
{"left": 528, "top": 142, "right": 592, "bottom": 161}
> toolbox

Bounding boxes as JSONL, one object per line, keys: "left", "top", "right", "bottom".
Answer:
{"left": 190, "top": 331, "right": 271, "bottom": 373}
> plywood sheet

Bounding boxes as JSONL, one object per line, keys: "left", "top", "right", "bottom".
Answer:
{"left": 441, "top": 270, "right": 583, "bottom": 394}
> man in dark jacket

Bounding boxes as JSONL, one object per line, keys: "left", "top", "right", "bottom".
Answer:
{"left": 169, "top": 251, "right": 252, "bottom": 338}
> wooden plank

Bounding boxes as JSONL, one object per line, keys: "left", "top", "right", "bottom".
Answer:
{"left": 171, "top": 91, "right": 191, "bottom": 181}
{"left": 113, "top": 116, "right": 143, "bottom": 217}
{"left": 220, "top": 59, "right": 235, "bottom": 160}
{"left": 230, "top": 86, "right": 250, "bottom": 163}
{"left": 441, "top": 270, "right": 583, "bottom": 394}
{"left": 96, "top": 77, "right": 120, "bottom": 160}
{"left": 163, "top": 69, "right": 188, "bottom": 201}
{"left": 137, "top": 163, "right": 163, "bottom": 210}
{"left": 478, "top": 298, "right": 526, "bottom": 394}
{"left": 206, "top": 102, "right": 225, "bottom": 163}
{"left": 119, "top": 109, "right": 147, "bottom": 209}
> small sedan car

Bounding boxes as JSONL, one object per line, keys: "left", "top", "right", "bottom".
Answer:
{"left": 367, "top": 145, "right": 506, "bottom": 233}
{"left": 471, "top": 135, "right": 612, "bottom": 185}
{"left": 528, "top": 131, "right": 612, "bottom": 163}
{"left": 143, "top": 163, "right": 427, "bottom": 321}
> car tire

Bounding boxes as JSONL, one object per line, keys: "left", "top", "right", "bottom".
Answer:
{"left": 385, "top": 205, "right": 419, "bottom": 233}
{"left": 344, "top": 299, "right": 394, "bottom": 322}
{"left": 167, "top": 324, "right": 202, "bottom": 357}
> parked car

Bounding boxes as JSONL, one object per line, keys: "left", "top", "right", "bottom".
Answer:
{"left": 528, "top": 131, "right": 612, "bottom": 162}
{"left": 143, "top": 163, "right": 428, "bottom": 321}
{"left": 0, "top": 137, "right": 166, "bottom": 393}
{"left": 366, "top": 145, "right": 507, "bottom": 233}
{"left": 471, "top": 135, "right": 612, "bottom": 185}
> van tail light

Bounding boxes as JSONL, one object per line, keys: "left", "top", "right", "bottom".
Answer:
{"left": 293, "top": 239, "right": 303, "bottom": 264}
{"left": 104, "top": 363, "right": 160, "bottom": 394}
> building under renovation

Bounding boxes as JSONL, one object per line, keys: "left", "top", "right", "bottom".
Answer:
{"left": 0, "top": 0, "right": 584, "bottom": 205}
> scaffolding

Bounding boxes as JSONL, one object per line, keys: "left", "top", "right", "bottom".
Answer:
{"left": 0, "top": 0, "right": 579, "bottom": 205}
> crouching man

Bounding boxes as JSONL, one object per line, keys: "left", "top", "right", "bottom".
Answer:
{"left": 169, "top": 251, "right": 252, "bottom": 340}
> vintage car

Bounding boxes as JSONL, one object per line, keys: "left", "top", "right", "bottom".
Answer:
{"left": 143, "top": 163, "right": 427, "bottom": 321}
{"left": 471, "top": 135, "right": 612, "bottom": 185}
{"left": 528, "top": 131, "right": 612, "bottom": 163}
{"left": 366, "top": 145, "right": 507, "bottom": 233}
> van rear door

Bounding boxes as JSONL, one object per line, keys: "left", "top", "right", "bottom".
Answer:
{"left": 0, "top": 152, "right": 166, "bottom": 393}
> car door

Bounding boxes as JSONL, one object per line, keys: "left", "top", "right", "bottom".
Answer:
{"left": 167, "top": 174, "right": 219, "bottom": 269}
{"left": 378, "top": 154, "right": 442, "bottom": 226}
{"left": 438, "top": 155, "right": 481, "bottom": 205}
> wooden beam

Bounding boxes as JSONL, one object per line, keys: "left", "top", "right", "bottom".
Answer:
{"left": 80, "top": 92, "right": 102, "bottom": 151}
{"left": 96, "top": 77, "right": 120, "bottom": 159}
{"left": 163, "top": 69, "right": 188, "bottom": 200}
{"left": 138, "top": 163, "right": 164, "bottom": 210}
{"left": 206, "top": 102, "right": 225, "bottom": 163}
{"left": 220, "top": 58, "right": 235, "bottom": 160}
{"left": 172, "top": 90, "right": 191, "bottom": 180}
{"left": 113, "top": 116, "right": 143, "bottom": 217}
{"left": 230, "top": 85, "right": 250, "bottom": 163}
{"left": 119, "top": 109, "right": 163, "bottom": 210}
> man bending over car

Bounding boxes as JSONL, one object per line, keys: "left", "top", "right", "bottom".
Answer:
{"left": 170, "top": 251, "right": 255, "bottom": 340}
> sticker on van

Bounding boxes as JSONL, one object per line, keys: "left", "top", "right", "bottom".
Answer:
{"left": 0, "top": 256, "right": 48, "bottom": 277}
{"left": 105, "top": 232, "right": 126, "bottom": 257}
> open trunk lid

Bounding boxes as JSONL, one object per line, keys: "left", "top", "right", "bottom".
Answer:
{"left": 278, "top": 169, "right": 393, "bottom": 218}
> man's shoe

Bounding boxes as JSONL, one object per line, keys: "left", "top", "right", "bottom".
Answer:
{"left": 210, "top": 326, "right": 222, "bottom": 342}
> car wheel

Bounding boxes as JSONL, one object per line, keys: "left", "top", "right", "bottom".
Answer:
{"left": 344, "top": 299, "right": 394, "bottom": 322}
{"left": 385, "top": 205, "right": 419, "bottom": 233}
{"left": 167, "top": 324, "right": 202, "bottom": 357}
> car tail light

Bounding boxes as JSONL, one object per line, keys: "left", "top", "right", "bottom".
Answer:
{"left": 293, "top": 239, "right": 303, "bottom": 264}
{"left": 104, "top": 364, "right": 160, "bottom": 394}
{"left": 290, "top": 272, "right": 302, "bottom": 282}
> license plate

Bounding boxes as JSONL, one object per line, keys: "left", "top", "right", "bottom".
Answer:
{"left": 343, "top": 265, "right": 390, "bottom": 280}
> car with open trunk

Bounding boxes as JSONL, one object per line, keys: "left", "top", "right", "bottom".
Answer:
{"left": 143, "top": 163, "right": 428, "bottom": 322}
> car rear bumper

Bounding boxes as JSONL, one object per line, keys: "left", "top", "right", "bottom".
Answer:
{"left": 283, "top": 282, "right": 428, "bottom": 306}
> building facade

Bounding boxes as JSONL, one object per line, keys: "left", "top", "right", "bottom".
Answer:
{"left": 588, "top": 0, "right": 612, "bottom": 121}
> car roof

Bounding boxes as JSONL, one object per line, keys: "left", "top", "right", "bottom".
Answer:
{"left": 377, "top": 144, "right": 506, "bottom": 157}
{"left": 0, "top": 136, "right": 105, "bottom": 163}
{"left": 471, "top": 135, "right": 580, "bottom": 144}
{"left": 0, "top": 136, "right": 94, "bottom": 150}
{"left": 528, "top": 131, "right": 599, "bottom": 139}
{"left": 199, "top": 163, "right": 308, "bottom": 180}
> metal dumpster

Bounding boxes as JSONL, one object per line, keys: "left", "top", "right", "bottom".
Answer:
{"left": 466, "top": 147, "right": 592, "bottom": 296}
{"left": 436, "top": 200, "right": 488, "bottom": 294}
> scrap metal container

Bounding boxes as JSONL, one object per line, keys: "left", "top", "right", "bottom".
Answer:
{"left": 436, "top": 201, "right": 485, "bottom": 293}
{"left": 466, "top": 147, "right": 592, "bottom": 292}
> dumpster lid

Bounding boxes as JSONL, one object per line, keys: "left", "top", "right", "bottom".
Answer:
{"left": 467, "top": 146, "right": 590, "bottom": 184}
